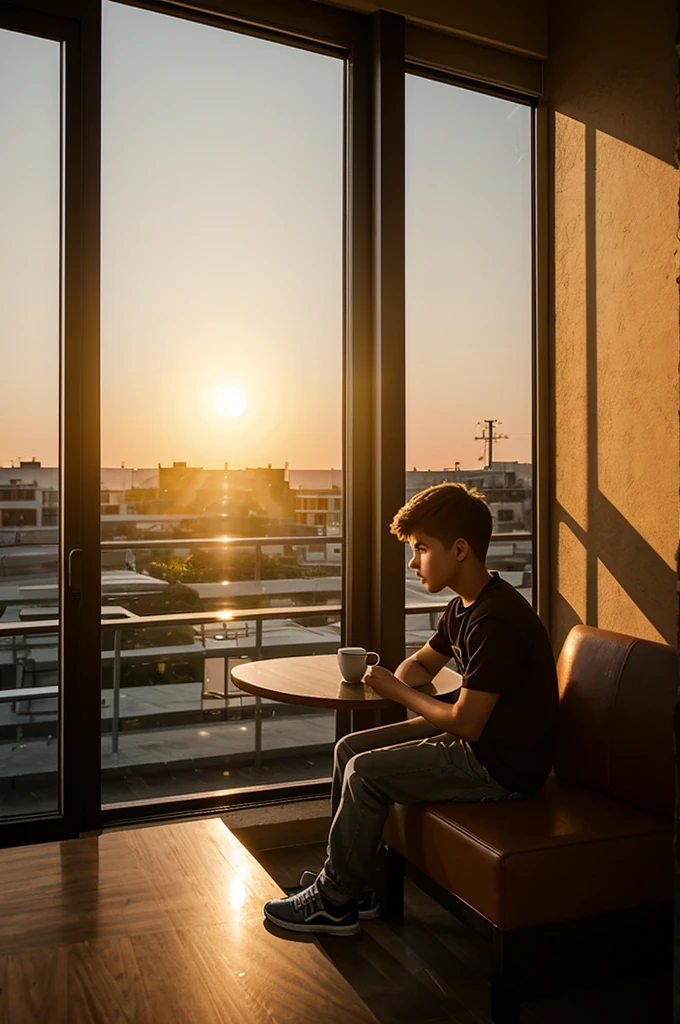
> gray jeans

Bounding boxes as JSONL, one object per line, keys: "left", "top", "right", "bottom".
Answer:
{"left": 317, "top": 716, "right": 525, "bottom": 904}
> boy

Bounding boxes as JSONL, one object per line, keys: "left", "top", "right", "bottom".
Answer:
{"left": 263, "top": 483, "right": 558, "bottom": 935}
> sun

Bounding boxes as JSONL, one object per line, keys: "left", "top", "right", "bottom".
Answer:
{"left": 214, "top": 387, "right": 247, "bottom": 419}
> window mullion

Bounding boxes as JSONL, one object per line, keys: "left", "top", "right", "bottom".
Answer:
{"left": 370, "top": 10, "right": 406, "bottom": 670}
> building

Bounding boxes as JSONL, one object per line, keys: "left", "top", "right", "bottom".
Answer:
{"left": 158, "top": 462, "right": 296, "bottom": 522}
{"left": 0, "top": 460, "right": 58, "bottom": 529}
{"left": 289, "top": 469, "right": 343, "bottom": 534}
{"left": 406, "top": 463, "right": 532, "bottom": 534}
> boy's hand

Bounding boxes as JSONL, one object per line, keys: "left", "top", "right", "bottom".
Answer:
{"left": 363, "top": 665, "right": 408, "bottom": 702}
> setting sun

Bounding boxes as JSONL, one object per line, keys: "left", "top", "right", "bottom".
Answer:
{"left": 214, "top": 386, "right": 247, "bottom": 419}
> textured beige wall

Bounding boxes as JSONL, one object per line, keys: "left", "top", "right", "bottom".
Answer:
{"left": 548, "top": 0, "right": 678, "bottom": 650}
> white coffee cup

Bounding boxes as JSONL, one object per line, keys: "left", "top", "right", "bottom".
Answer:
{"left": 337, "top": 647, "right": 380, "bottom": 684}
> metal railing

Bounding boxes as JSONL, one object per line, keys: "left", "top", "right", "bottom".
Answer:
{"left": 1, "top": 528, "right": 530, "bottom": 579}
{"left": 101, "top": 531, "right": 530, "bottom": 550}
{"left": 102, "top": 533, "right": 344, "bottom": 582}
{"left": 0, "top": 601, "right": 449, "bottom": 764}
{"left": 0, "top": 604, "right": 344, "bottom": 765}
{"left": 0, "top": 529, "right": 531, "bottom": 767}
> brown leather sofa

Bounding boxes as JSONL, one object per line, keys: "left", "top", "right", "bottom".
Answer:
{"left": 382, "top": 625, "right": 677, "bottom": 1024}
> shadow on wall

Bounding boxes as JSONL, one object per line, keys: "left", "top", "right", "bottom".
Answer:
{"left": 554, "top": 498, "right": 677, "bottom": 651}
{"left": 550, "top": 113, "right": 677, "bottom": 653}
{"left": 547, "top": 1, "right": 676, "bottom": 170}
{"left": 547, "top": 0, "right": 678, "bottom": 655}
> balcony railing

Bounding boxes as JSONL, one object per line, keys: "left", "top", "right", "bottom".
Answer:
{"left": 0, "top": 531, "right": 532, "bottom": 769}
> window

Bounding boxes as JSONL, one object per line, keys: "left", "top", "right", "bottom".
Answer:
{"left": 0, "top": 26, "right": 61, "bottom": 817}
{"left": 0, "top": 488, "right": 36, "bottom": 501}
{"left": 100, "top": 1, "right": 344, "bottom": 805}
{"left": 1, "top": 509, "right": 38, "bottom": 527}
{"left": 2, "top": 0, "right": 543, "bottom": 837}
{"left": 405, "top": 74, "right": 534, "bottom": 654}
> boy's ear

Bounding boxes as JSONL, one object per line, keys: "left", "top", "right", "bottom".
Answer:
{"left": 454, "top": 537, "right": 470, "bottom": 560}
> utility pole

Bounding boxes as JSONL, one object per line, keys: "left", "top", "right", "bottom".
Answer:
{"left": 475, "top": 420, "right": 508, "bottom": 469}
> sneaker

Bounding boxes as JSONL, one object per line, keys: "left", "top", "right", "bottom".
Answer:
{"left": 298, "top": 870, "right": 381, "bottom": 921}
{"left": 263, "top": 880, "right": 360, "bottom": 936}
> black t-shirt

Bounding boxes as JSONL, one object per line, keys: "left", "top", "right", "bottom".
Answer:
{"left": 429, "top": 572, "right": 558, "bottom": 795}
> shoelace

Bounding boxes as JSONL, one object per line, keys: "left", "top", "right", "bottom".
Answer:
{"left": 291, "top": 884, "right": 324, "bottom": 914}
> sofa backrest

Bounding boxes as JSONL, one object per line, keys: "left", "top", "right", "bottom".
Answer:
{"left": 554, "top": 624, "right": 678, "bottom": 820}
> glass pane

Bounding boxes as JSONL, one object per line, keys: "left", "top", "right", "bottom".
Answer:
{"left": 0, "top": 29, "right": 61, "bottom": 815}
{"left": 405, "top": 76, "right": 533, "bottom": 656}
{"left": 101, "top": 3, "right": 343, "bottom": 804}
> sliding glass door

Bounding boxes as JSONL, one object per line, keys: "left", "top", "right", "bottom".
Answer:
{"left": 0, "top": 2, "right": 101, "bottom": 843}
{"left": 0, "top": 25, "right": 62, "bottom": 819}
{"left": 100, "top": 2, "right": 345, "bottom": 806}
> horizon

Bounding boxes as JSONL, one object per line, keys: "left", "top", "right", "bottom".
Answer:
{"left": 0, "top": 456, "right": 532, "bottom": 475}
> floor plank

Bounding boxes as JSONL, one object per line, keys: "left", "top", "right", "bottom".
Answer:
{"left": 67, "top": 937, "right": 154, "bottom": 1024}
{"left": 0, "top": 948, "right": 68, "bottom": 1024}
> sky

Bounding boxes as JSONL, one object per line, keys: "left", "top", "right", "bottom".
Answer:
{"left": 0, "top": 3, "right": 532, "bottom": 473}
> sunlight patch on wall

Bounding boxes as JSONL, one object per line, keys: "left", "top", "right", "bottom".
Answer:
{"left": 594, "top": 129, "right": 678, "bottom": 573}
{"left": 553, "top": 112, "right": 588, "bottom": 533}
{"left": 597, "top": 557, "right": 666, "bottom": 644}
{"left": 556, "top": 521, "right": 587, "bottom": 623}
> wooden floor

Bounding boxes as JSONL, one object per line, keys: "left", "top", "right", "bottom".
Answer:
{"left": 257, "top": 843, "right": 673, "bottom": 1024}
{"left": 0, "top": 821, "right": 671, "bottom": 1023}
{"left": 0, "top": 820, "right": 376, "bottom": 1024}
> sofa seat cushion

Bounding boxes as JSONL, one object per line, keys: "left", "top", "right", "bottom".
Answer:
{"left": 383, "top": 776, "right": 672, "bottom": 931}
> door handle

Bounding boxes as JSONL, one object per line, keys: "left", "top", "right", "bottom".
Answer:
{"left": 67, "top": 546, "right": 82, "bottom": 594}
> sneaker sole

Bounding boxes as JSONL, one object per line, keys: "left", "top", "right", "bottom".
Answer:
{"left": 359, "top": 905, "right": 381, "bottom": 921}
{"left": 264, "top": 906, "right": 361, "bottom": 935}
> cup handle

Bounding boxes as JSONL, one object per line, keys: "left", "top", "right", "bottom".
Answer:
{"left": 366, "top": 652, "right": 380, "bottom": 666}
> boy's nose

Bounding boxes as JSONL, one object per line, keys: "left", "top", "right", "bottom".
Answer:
{"left": 408, "top": 554, "right": 418, "bottom": 569}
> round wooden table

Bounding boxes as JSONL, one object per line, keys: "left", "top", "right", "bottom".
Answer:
{"left": 230, "top": 654, "right": 461, "bottom": 738}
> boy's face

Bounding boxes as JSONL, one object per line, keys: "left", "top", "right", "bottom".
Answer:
{"left": 407, "top": 529, "right": 465, "bottom": 593}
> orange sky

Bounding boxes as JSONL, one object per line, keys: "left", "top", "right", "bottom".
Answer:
{"left": 1, "top": 6, "right": 532, "bottom": 474}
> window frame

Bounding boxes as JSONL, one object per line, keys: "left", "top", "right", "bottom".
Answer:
{"left": 0, "top": 0, "right": 547, "bottom": 843}
{"left": 0, "top": 0, "right": 101, "bottom": 849}
{"left": 403, "top": 63, "right": 545, "bottom": 621}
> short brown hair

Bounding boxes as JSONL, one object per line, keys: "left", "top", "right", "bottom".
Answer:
{"left": 390, "top": 482, "right": 492, "bottom": 562}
